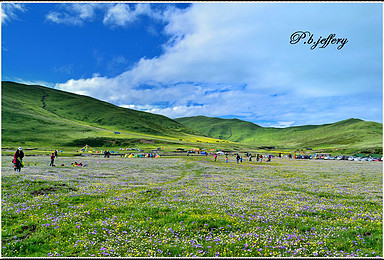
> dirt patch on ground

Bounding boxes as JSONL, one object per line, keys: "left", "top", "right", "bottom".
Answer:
{"left": 19, "top": 225, "right": 37, "bottom": 240}
{"left": 2, "top": 225, "right": 37, "bottom": 243}
{"left": 140, "top": 139, "right": 155, "bottom": 144}
{"left": 30, "top": 184, "right": 77, "bottom": 196}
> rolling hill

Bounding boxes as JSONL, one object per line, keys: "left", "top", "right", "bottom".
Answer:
{"left": 2, "top": 81, "right": 382, "bottom": 154}
{"left": 1, "top": 81, "right": 222, "bottom": 149}
{"left": 175, "top": 116, "right": 383, "bottom": 153}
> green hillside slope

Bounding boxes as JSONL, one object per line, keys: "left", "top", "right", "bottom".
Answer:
{"left": 1, "top": 81, "right": 210, "bottom": 149}
{"left": 176, "top": 116, "right": 383, "bottom": 152}
{"left": 175, "top": 116, "right": 263, "bottom": 141}
{"left": 3, "top": 81, "right": 382, "bottom": 154}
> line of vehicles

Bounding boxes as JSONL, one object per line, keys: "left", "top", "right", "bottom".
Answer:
{"left": 186, "top": 150, "right": 383, "bottom": 162}
{"left": 324, "top": 155, "right": 381, "bottom": 161}
{"left": 294, "top": 154, "right": 382, "bottom": 161}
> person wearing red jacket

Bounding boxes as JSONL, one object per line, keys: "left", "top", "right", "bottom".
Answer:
{"left": 50, "top": 153, "right": 55, "bottom": 167}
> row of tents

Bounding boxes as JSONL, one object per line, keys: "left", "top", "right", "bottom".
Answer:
{"left": 125, "top": 153, "right": 161, "bottom": 158}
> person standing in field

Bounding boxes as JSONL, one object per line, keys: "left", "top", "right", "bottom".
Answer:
{"left": 13, "top": 147, "right": 24, "bottom": 172}
{"left": 54, "top": 150, "right": 58, "bottom": 158}
{"left": 214, "top": 154, "right": 217, "bottom": 161}
{"left": 236, "top": 154, "right": 240, "bottom": 164}
{"left": 50, "top": 153, "right": 55, "bottom": 166}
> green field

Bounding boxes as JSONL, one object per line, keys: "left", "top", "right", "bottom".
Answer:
{"left": 1, "top": 155, "right": 382, "bottom": 257}
{"left": 2, "top": 81, "right": 382, "bottom": 257}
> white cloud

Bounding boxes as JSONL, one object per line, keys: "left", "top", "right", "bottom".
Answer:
{"left": 263, "top": 121, "right": 296, "bottom": 128}
{"left": 103, "top": 3, "right": 152, "bottom": 27}
{"left": 55, "top": 3, "right": 382, "bottom": 127}
{"left": 46, "top": 3, "right": 108, "bottom": 26}
{"left": 45, "top": 3, "right": 164, "bottom": 27}
{"left": 1, "top": 3, "right": 27, "bottom": 24}
{"left": 4, "top": 77, "right": 55, "bottom": 89}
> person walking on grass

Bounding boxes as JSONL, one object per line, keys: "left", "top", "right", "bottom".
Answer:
{"left": 13, "top": 147, "right": 24, "bottom": 172}
{"left": 214, "top": 153, "right": 217, "bottom": 162}
{"left": 54, "top": 150, "right": 58, "bottom": 158}
{"left": 50, "top": 153, "right": 55, "bottom": 167}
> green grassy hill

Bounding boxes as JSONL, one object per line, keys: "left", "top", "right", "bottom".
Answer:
{"left": 174, "top": 116, "right": 263, "bottom": 141}
{"left": 175, "top": 116, "right": 383, "bottom": 153}
{"left": 1, "top": 81, "right": 223, "bottom": 150}
{"left": 3, "top": 81, "right": 382, "bottom": 154}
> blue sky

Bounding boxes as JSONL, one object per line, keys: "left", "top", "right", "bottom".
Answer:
{"left": 2, "top": 2, "right": 382, "bottom": 127}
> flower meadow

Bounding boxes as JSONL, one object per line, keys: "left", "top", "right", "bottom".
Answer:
{"left": 1, "top": 155, "right": 382, "bottom": 257}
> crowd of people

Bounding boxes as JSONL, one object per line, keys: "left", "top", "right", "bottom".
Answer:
{"left": 231, "top": 153, "right": 272, "bottom": 164}
{"left": 12, "top": 148, "right": 88, "bottom": 170}
{"left": 12, "top": 146, "right": 279, "bottom": 173}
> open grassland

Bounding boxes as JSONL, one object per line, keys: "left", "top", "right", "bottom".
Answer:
{"left": 1, "top": 155, "right": 382, "bottom": 257}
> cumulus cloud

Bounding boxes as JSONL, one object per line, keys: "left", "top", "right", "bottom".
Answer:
{"left": 1, "top": 3, "right": 27, "bottom": 24}
{"left": 45, "top": 3, "right": 167, "bottom": 27}
{"left": 103, "top": 3, "right": 153, "bottom": 27}
{"left": 46, "top": 3, "right": 106, "bottom": 26}
{"left": 55, "top": 3, "right": 382, "bottom": 126}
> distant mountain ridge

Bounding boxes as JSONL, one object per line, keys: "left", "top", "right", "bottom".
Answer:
{"left": 1, "top": 81, "right": 200, "bottom": 148}
{"left": 175, "top": 116, "right": 382, "bottom": 152}
{"left": 2, "top": 81, "right": 382, "bottom": 153}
